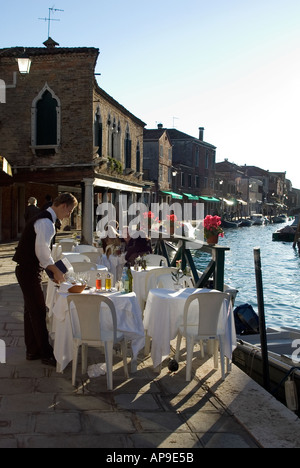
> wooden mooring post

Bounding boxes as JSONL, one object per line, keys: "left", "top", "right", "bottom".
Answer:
{"left": 254, "top": 247, "right": 271, "bottom": 392}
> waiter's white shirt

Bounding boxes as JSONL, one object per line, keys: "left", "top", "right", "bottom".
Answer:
{"left": 34, "top": 207, "right": 57, "bottom": 269}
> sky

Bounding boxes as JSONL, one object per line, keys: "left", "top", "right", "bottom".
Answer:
{"left": 1, "top": 0, "right": 300, "bottom": 188}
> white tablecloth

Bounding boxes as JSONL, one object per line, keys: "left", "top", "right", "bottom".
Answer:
{"left": 49, "top": 289, "right": 145, "bottom": 372}
{"left": 131, "top": 266, "right": 165, "bottom": 310}
{"left": 101, "top": 254, "right": 126, "bottom": 284}
{"left": 143, "top": 288, "right": 237, "bottom": 368}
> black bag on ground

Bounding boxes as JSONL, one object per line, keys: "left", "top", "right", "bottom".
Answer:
{"left": 234, "top": 303, "right": 260, "bottom": 335}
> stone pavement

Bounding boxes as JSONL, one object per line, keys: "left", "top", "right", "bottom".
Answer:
{"left": 0, "top": 241, "right": 300, "bottom": 449}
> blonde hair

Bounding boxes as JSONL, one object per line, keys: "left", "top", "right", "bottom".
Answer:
{"left": 53, "top": 193, "right": 78, "bottom": 208}
{"left": 28, "top": 197, "right": 37, "bottom": 205}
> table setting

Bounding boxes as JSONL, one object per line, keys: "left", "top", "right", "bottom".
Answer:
{"left": 48, "top": 284, "right": 145, "bottom": 373}
{"left": 143, "top": 287, "right": 237, "bottom": 370}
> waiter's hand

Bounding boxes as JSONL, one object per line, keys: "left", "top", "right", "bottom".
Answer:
{"left": 47, "top": 264, "right": 65, "bottom": 284}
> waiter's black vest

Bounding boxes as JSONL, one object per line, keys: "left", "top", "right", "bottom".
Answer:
{"left": 13, "top": 211, "right": 54, "bottom": 269}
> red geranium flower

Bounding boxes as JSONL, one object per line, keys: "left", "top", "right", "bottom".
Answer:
{"left": 203, "top": 215, "right": 224, "bottom": 238}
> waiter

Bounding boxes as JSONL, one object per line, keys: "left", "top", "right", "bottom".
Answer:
{"left": 13, "top": 192, "right": 78, "bottom": 366}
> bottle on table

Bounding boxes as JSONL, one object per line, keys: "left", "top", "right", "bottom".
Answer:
{"left": 121, "top": 267, "right": 130, "bottom": 293}
{"left": 127, "top": 263, "right": 133, "bottom": 293}
{"left": 105, "top": 272, "right": 112, "bottom": 291}
{"left": 96, "top": 272, "right": 102, "bottom": 290}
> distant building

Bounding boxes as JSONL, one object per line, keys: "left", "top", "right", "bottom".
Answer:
{"left": 143, "top": 125, "right": 172, "bottom": 205}
{"left": 144, "top": 125, "right": 219, "bottom": 215}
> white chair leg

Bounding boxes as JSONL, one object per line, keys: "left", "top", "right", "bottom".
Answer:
{"left": 213, "top": 339, "right": 219, "bottom": 369}
{"left": 72, "top": 342, "right": 79, "bottom": 386}
{"left": 144, "top": 331, "right": 151, "bottom": 356}
{"left": 104, "top": 341, "right": 114, "bottom": 391}
{"left": 185, "top": 336, "right": 195, "bottom": 381}
{"left": 175, "top": 332, "right": 182, "bottom": 362}
{"left": 207, "top": 339, "right": 214, "bottom": 356}
{"left": 219, "top": 339, "right": 225, "bottom": 380}
{"left": 81, "top": 343, "right": 88, "bottom": 374}
{"left": 120, "top": 340, "right": 129, "bottom": 379}
{"left": 200, "top": 340, "right": 205, "bottom": 358}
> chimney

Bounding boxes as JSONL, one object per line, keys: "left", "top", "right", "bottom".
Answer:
{"left": 43, "top": 37, "right": 59, "bottom": 49}
{"left": 157, "top": 123, "right": 163, "bottom": 129}
{"left": 199, "top": 127, "right": 204, "bottom": 141}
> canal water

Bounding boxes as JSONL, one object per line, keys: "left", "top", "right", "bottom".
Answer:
{"left": 193, "top": 221, "right": 300, "bottom": 330}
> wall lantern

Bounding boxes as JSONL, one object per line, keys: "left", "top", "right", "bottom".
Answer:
{"left": 17, "top": 50, "right": 32, "bottom": 74}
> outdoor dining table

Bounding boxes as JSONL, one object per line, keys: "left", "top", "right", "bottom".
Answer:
{"left": 45, "top": 264, "right": 108, "bottom": 316}
{"left": 143, "top": 287, "right": 237, "bottom": 370}
{"left": 49, "top": 287, "right": 145, "bottom": 373}
{"left": 131, "top": 266, "right": 168, "bottom": 310}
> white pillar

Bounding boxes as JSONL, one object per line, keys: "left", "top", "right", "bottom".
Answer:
{"left": 82, "top": 178, "right": 94, "bottom": 244}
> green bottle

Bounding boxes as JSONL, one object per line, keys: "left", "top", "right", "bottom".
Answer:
{"left": 126, "top": 263, "right": 133, "bottom": 293}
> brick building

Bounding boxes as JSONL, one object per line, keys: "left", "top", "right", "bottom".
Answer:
{"left": 0, "top": 39, "right": 145, "bottom": 242}
{"left": 143, "top": 125, "right": 173, "bottom": 205}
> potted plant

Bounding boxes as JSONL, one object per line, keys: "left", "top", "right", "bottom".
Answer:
{"left": 203, "top": 215, "right": 224, "bottom": 244}
{"left": 142, "top": 211, "right": 155, "bottom": 232}
{"left": 166, "top": 214, "right": 178, "bottom": 236}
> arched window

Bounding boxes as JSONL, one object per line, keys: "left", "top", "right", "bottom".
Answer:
{"left": 136, "top": 141, "right": 141, "bottom": 173}
{"left": 31, "top": 83, "right": 61, "bottom": 154}
{"left": 94, "top": 108, "right": 102, "bottom": 156}
{"left": 124, "top": 125, "right": 132, "bottom": 169}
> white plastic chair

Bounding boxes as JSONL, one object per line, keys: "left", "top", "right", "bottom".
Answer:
{"left": 67, "top": 294, "right": 129, "bottom": 390}
{"left": 57, "top": 239, "right": 77, "bottom": 253}
{"left": 175, "top": 291, "right": 229, "bottom": 381}
{"left": 144, "top": 267, "right": 178, "bottom": 301}
{"left": 157, "top": 274, "right": 194, "bottom": 289}
{"left": 75, "top": 245, "right": 99, "bottom": 253}
{"left": 70, "top": 262, "right": 98, "bottom": 273}
{"left": 143, "top": 267, "right": 177, "bottom": 356}
{"left": 62, "top": 253, "right": 91, "bottom": 263}
{"left": 224, "top": 284, "right": 239, "bottom": 307}
{"left": 82, "top": 251, "right": 102, "bottom": 264}
{"left": 143, "top": 254, "right": 168, "bottom": 266}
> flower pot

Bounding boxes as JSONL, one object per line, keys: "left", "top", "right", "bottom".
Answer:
{"left": 206, "top": 235, "right": 219, "bottom": 245}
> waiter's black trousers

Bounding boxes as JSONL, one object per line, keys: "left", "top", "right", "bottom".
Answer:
{"left": 15, "top": 265, "right": 53, "bottom": 358}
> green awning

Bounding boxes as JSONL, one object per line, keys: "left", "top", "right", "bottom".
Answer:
{"left": 183, "top": 193, "right": 199, "bottom": 200}
{"left": 199, "top": 196, "right": 220, "bottom": 202}
{"left": 161, "top": 191, "right": 183, "bottom": 200}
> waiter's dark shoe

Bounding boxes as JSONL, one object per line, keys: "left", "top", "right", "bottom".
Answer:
{"left": 26, "top": 353, "right": 41, "bottom": 361}
{"left": 41, "top": 356, "right": 57, "bottom": 367}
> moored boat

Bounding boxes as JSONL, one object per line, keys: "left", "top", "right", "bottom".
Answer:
{"left": 272, "top": 215, "right": 288, "bottom": 223}
{"left": 233, "top": 327, "right": 300, "bottom": 413}
{"left": 250, "top": 214, "right": 265, "bottom": 225}
{"left": 272, "top": 215, "right": 298, "bottom": 242}
{"left": 221, "top": 219, "right": 242, "bottom": 228}
{"left": 238, "top": 218, "right": 253, "bottom": 227}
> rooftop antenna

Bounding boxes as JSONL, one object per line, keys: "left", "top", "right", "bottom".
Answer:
{"left": 39, "top": 6, "right": 64, "bottom": 38}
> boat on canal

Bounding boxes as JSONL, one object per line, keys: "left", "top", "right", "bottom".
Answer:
{"left": 238, "top": 218, "right": 253, "bottom": 227}
{"left": 250, "top": 214, "right": 265, "bottom": 225}
{"left": 272, "top": 215, "right": 298, "bottom": 242}
{"left": 233, "top": 326, "right": 300, "bottom": 413}
{"left": 272, "top": 214, "right": 288, "bottom": 224}
{"left": 221, "top": 219, "right": 242, "bottom": 228}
